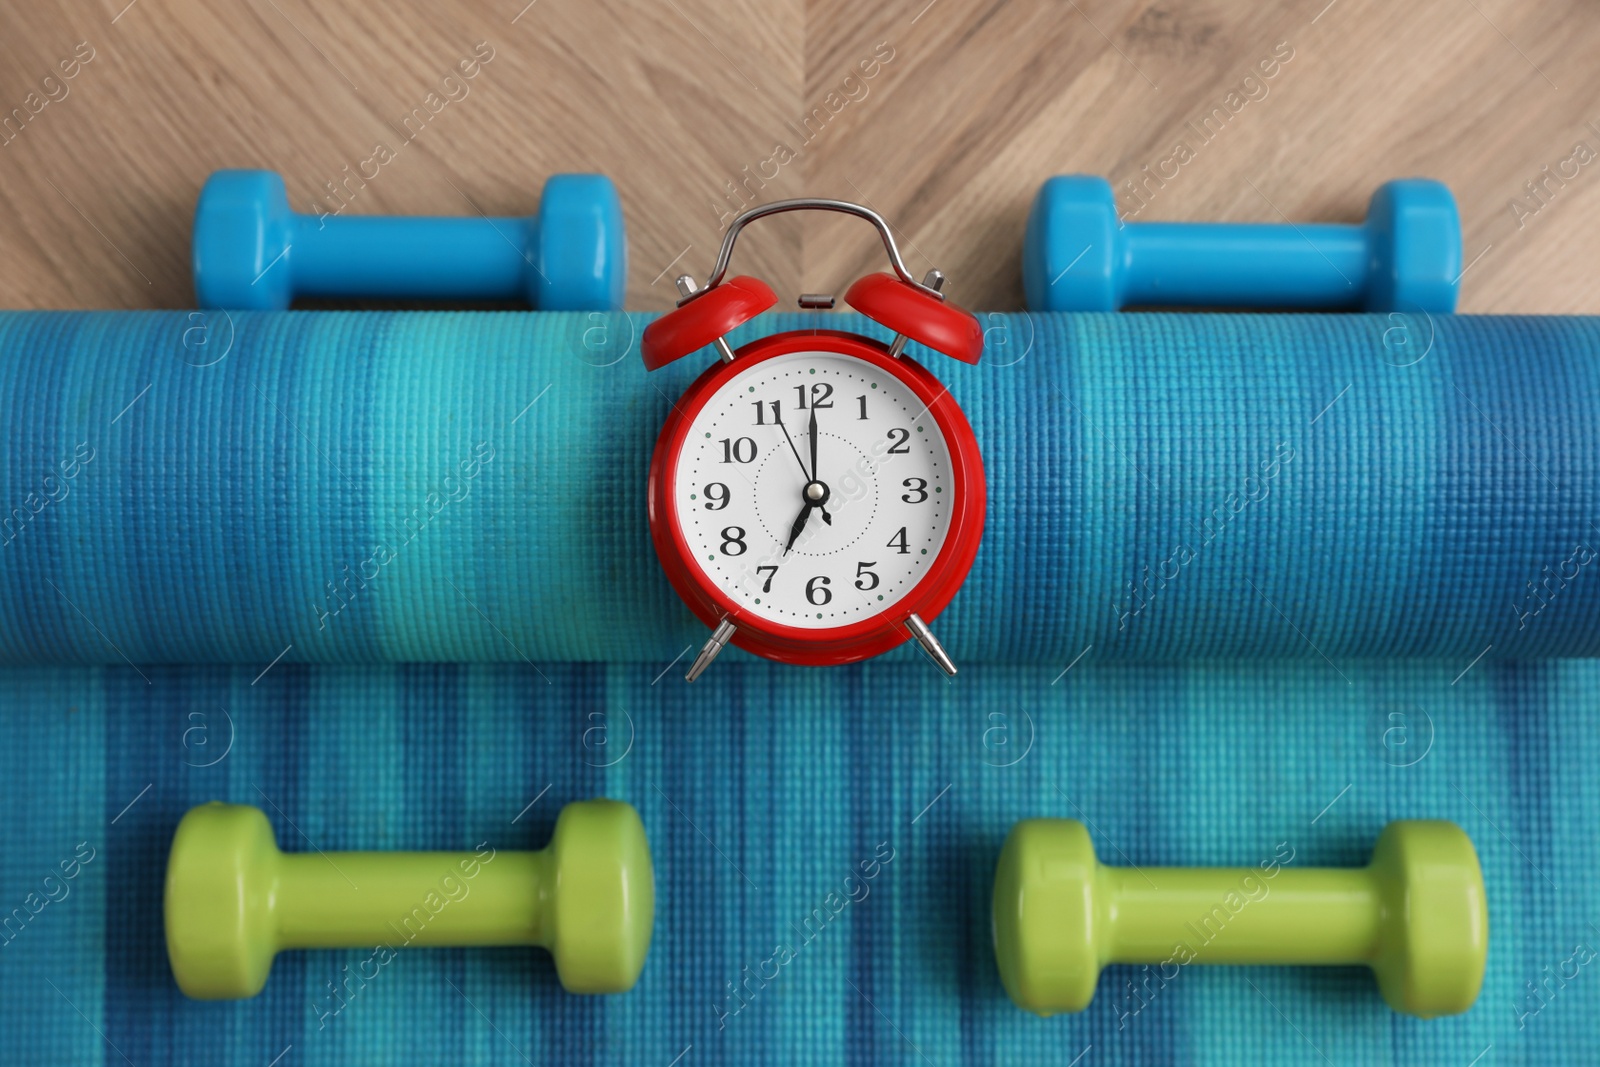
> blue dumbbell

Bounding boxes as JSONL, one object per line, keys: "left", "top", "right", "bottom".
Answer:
{"left": 193, "top": 170, "right": 626, "bottom": 310}
{"left": 1023, "top": 176, "right": 1460, "bottom": 313}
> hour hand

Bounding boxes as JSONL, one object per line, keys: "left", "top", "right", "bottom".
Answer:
{"left": 783, "top": 503, "right": 814, "bottom": 556}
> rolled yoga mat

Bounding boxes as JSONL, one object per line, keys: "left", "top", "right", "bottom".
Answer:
{"left": 0, "top": 310, "right": 1597, "bottom": 665}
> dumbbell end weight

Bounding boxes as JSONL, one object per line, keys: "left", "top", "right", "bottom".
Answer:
{"left": 1022, "top": 177, "right": 1122, "bottom": 312}
{"left": 991, "top": 819, "right": 1104, "bottom": 1017}
{"left": 992, "top": 819, "right": 1486, "bottom": 1018}
{"left": 164, "top": 798, "right": 653, "bottom": 999}
{"left": 192, "top": 170, "right": 626, "bottom": 310}
{"left": 164, "top": 802, "right": 281, "bottom": 999}
{"left": 539, "top": 797, "right": 654, "bottom": 994}
{"left": 192, "top": 170, "right": 298, "bottom": 311}
{"left": 1365, "top": 820, "right": 1488, "bottom": 1017}
{"left": 1364, "top": 179, "right": 1461, "bottom": 314}
{"left": 535, "top": 173, "right": 627, "bottom": 311}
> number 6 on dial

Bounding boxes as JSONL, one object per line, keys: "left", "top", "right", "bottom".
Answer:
{"left": 642, "top": 199, "right": 986, "bottom": 681}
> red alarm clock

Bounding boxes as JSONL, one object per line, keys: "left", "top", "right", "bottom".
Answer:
{"left": 642, "top": 200, "right": 985, "bottom": 681}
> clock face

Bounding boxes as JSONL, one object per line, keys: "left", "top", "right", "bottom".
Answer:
{"left": 672, "top": 349, "right": 955, "bottom": 629}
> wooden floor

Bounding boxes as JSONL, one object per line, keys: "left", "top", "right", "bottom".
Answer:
{"left": 0, "top": 0, "right": 1595, "bottom": 313}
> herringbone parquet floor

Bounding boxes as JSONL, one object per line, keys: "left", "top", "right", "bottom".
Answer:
{"left": 0, "top": 0, "right": 1595, "bottom": 312}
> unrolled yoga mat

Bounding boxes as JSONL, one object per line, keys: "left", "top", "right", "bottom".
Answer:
{"left": 0, "top": 310, "right": 1597, "bottom": 664}
{"left": 0, "top": 659, "right": 1592, "bottom": 1065}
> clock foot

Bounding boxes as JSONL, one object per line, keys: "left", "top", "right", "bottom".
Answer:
{"left": 685, "top": 618, "right": 736, "bottom": 682}
{"left": 906, "top": 613, "right": 957, "bottom": 677}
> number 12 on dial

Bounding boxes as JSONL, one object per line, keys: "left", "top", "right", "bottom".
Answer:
{"left": 641, "top": 199, "right": 986, "bottom": 681}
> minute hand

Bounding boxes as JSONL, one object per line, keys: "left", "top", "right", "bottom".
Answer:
{"left": 808, "top": 406, "right": 819, "bottom": 479}
{"left": 809, "top": 405, "right": 831, "bottom": 525}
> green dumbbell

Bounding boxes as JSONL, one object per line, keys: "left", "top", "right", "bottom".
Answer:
{"left": 164, "top": 798, "right": 653, "bottom": 999}
{"left": 992, "top": 819, "right": 1487, "bottom": 1018}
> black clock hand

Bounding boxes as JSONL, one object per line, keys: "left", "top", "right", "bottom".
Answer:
{"left": 808, "top": 405, "right": 819, "bottom": 480}
{"left": 777, "top": 405, "right": 831, "bottom": 530}
{"left": 776, "top": 409, "right": 810, "bottom": 483}
{"left": 783, "top": 502, "right": 814, "bottom": 556}
{"left": 808, "top": 404, "right": 832, "bottom": 524}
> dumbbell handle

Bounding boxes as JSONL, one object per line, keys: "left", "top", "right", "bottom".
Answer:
{"left": 194, "top": 170, "right": 625, "bottom": 310}
{"left": 1121, "top": 223, "right": 1368, "bottom": 309}
{"left": 167, "top": 800, "right": 652, "bottom": 999}
{"left": 1025, "top": 176, "right": 1460, "bottom": 312}
{"left": 996, "top": 820, "right": 1485, "bottom": 1018}
{"left": 271, "top": 850, "right": 546, "bottom": 949}
{"left": 288, "top": 214, "right": 535, "bottom": 301}
{"left": 1102, "top": 866, "right": 1378, "bottom": 965}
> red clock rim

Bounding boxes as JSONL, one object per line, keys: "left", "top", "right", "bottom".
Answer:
{"left": 647, "top": 329, "right": 986, "bottom": 667}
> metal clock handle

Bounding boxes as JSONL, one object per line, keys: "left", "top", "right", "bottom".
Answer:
{"left": 676, "top": 198, "right": 947, "bottom": 308}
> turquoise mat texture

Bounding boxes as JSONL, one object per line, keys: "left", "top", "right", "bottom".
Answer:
{"left": 0, "top": 311, "right": 1595, "bottom": 1065}
{"left": 0, "top": 660, "right": 1591, "bottom": 1066}
{"left": 0, "top": 311, "right": 1596, "bottom": 662}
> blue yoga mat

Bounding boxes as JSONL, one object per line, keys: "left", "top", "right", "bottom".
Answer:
{"left": 0, "top": 310, "right": 1593, "bottom": 1065}
{"left": 0, "top": 659, "right": 1591, "bottom": 1065}
{"left": 0, "top": 310, "right": 1597, "bottom": 665}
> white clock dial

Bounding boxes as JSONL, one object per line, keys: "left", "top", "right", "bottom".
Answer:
{"left": 675, "top": 350, "right": 954, "bottom": 628}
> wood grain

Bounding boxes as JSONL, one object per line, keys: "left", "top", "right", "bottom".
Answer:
{"left": 0, "top": 0, "right": 1594, "bottom": 312}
